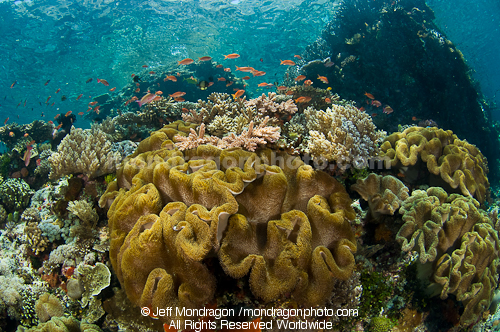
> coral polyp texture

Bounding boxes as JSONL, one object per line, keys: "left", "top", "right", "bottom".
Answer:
{"left": 99, "top": 126, "right": 357, "bottom": 320}
{"left": 396, "top": 187, "right": 499, "bottom": 325}
{"left": 379, "top": 126, "right": 489, "bottom": 203}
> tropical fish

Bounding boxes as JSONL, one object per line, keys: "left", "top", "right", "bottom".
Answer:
{"left": 135, "top": 88, "right": 140, "bottom": 93}
{"left": 216, "top": 64, "right": 223, "bottom": 68}
{"left": 295, "top": 96, "right": 312, "bottom": 103}
{"left": 10, "top": 80, "right": 17, "bottom": 88}
{"left": 23, "top": 145, "right": 33, "bottom": 167}
{"left": 142, "top": 65, "right": 148, "bottom": 68}
{"left": 286, "top": 90, "right": 294, "bottom": 95}
{"left": 109, "top": 87, "right": 116, "bottom": 91}
{"left": 217, "top": 77, "right": 226, "bottom": 81}
{"left": 364, "top": 92, "right": 375, "bottom": 99}
{"left": 78, "top": 112, "right": 84, "bottom": 116}
{"left": 165, "top": 75, "right": 177, "bottom": 82}
{"left": 325, "top": 97, "right": 331, "bottom": 103}
{"left": 65, "top": 111, "right": 72, "bottom": 117}
{"left": 277, "top": 86, "right": 287, "bottom": 91}
{"left": 295, "top": 75, "right": 306, "bottom": 81}
{"left": 136, "top": 93, "right": 157, "bottom": 107}
{"left": 224, "top": 53, "right": 240, "bottom": 59}
{"left": 86, "top": 78, "right": 93, "bottom": 83}
{"left": 324, "top": 60, "right": 335, "bottom": 67}
{"left": 257, "top": 82, "right": 272, "bottom": 87}
{"left": 198, "top": 56, "right": 212, "bottom": 61}
{"left": 3, "top": 117, "right": 8, "bottom": 125}
{"left": 252, "top": 70, "right": 266, "bottom": 76}
{"left": 224, "top": 68, "right": 231, "bottom": 72}
{"left": 9, "top": 132, "right": 14, "bottom": 137}
{"left": 235, "top": 66, "right": 255, "bottom": 72}
{"left": 46, "top": 96, "right": 51, "bottom": 104}
{"left": 55, "top": 88, "right": 61, "bottom": 94}
{"left": 89, "top": 101, "right": 98, "bottom": 106}
{"left": 44, "top": 80, "right": 50, "bottom": 86}
{"left": 226, "top": 81, "right": 234, "bottom": 87}
{"left": 280, "top": 60, "right": 296, "bottom": 66}
{"left": 155, "top": 91, "right": 163, "bottom": 95}
{"left": 169, "top": 91, "right": 186, "bottom": 98}
{"left": 36, "top": 159, "right": 41, "bottom": 167}
{"left": 97, "top": 78, "right": 109, "bottom": 86}
{"left": 174, "top": 97, "right": 185, "bottom": 102}
{"left": 294, "top": 55, "right": 302, "bottom": 59}
{"left": 317, "top": 75, "right": 328, "bottom": 84}
{"left": 197, "top": 81, "right": 209, "bottom": 90}
{"left": 232, "top": 89, "right": 245, "bottom": 99}
{"left": 242, "top": 76, "right": 250, "bottom": 80}
{"left": 149, "top": 71, "right": 155, "bottom": 75}
{"left": 178, "top": 58, "right": 194, "bottom": 65}
{"left": 383, "top": 105, "right": 394, "bottom": 114}
{"left": 371, "top": 100, "right": 382, "bottom": 107}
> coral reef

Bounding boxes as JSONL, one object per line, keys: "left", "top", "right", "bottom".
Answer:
{"left": 174, "top": 117, "right": 280, "bottom": 152}
{"left": 351, "top": 174, "right": 409, "bottom": 220}
{"left": 305, "top": 105, "right": 385, "bottom": 168}
{"left": 16, "top": 316, "right": 102, "bottom": 332}
{"left": 100, "top": 134, "right": 357, "bottom": 320}
{"left": 48, "top": 126, "right": 122, "bottom": 179}
{"left": 34, "top": 293, "right": 64, "bottom": 323}
{"left": 379, "top": 126, "right": 489, "bottom": 203}
{"left": 396, "top": 187, "right": 499, "bottom": 324}
{"left": 0, "top": 178, "right": 33, "bottom": 212}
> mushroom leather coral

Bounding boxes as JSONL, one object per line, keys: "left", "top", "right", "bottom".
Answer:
{"left": 100, "top": 125, "right": 357, "bottom": 318}
{"left": 379, "top": 126, "right": 489, "bottom": 203}
{"left": 396, "top": 187, "right": 499, "bottom": 325}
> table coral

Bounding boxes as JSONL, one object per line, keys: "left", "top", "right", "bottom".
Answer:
{"left": 48, "top": 126, "right": 122, "bottom": 179}
{"left": 99, "top": 128, "right": 357, "bottom": 320}
{"left": 396, "top": 187, "right": 499, "bottom": 325}
{"left": 379, "top": 126, "right": 489, "bottom": 203}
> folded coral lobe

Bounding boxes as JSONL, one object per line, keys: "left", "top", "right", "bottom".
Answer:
{"left": 100, "top": 124, "right": 357, "bottom": 317}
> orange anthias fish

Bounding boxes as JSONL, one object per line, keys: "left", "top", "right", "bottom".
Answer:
{"left": 136, "top": 93, "right": 157, "bottom": 107}
{"left": 97, "top": 78, "right": 109, "bottom": 86}
{"left": 232, "top": 89, "right": 245, "bottom": 99}
{"left": 198, "top": 56, "right": 212, "bottom": 61}
{"left": 371, "top": 100, "right": 382, "bottom": 107}
{"left": 165, "top": 75, "right": 177, "bottom": 82}
{"left": 280, "top": 60, "right": 296, "bottom": 66}
{"left": 317, "top": 75, "right": 328, "bottom": 84}
{"left": 224, "top": 53, "right": 240, "bottom": 59}
{"left": 109, "top": 87, "right": 116, "bottom": 91}
{"left": 216, "top": 64, "right": 223, "bottom": 68}
{"left": 224, "top": 68, "right": 231, "bottom": 72}
{"left": 169, "top": 91, "right": 186, "bottom": 98}
{"left": 235, "top": 66, "right": 255, "bottom": 73}
{"left": 295, "top": 75, "right": 306, "bottom": 81}
{"left": 277, "top": 86, "right": 287, "bottom": 91}
{"left": 217, "top": 77, "right": 226, "bottom": 81}
{"left": 364, "top": 92, "right": 375, "bottom": 99}
{"left": 295, "top": 96, "right": 312, "bottom": 103}
{"left": 55, "top": 88, "right": 61, "bottom": 94}
{"left": 303, "top": 80, "right": 313, "bottom": 86}
{"left": 3, "top": 117, "right": 8, "bottom": 125}
{"left": 252, "top": 70, "right": 266, "bottom": 77}
{"left": 149, "top": 71, "right": 156, "bottom": 75}
{"left": 226, "top": 81, "right": 234, "bottom": 87}
{"left": 257, "top": 82, "right": 272, "bottom": 87}
{"left": 155, "top": 91, "right": 163, "bottom": 95}
{"left": 178, "top": 58, "right": 194, "bottom": 65}
{"left": 174, "top": 97, "right": 185, "bottom": 102}
{"left": 65, "top": 111, "right": 72, "bottom": 117}
{"left": 76, "top": 94, "right": 83, "bottom": 100}
{"left": 23, "top": 145, "right": 33, "bottom": 167}
{"left": 294, "top": 54, "right": 302, "bottom": 59}
{"left": 242, "top": 76, "right": 250, "bottom": 80}
{"left": 10, "top": 80, "right": 17, "bottom": 88}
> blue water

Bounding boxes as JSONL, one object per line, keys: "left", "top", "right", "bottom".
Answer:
{"left": 0, "top": 0, "right": 336, "bottom": 127}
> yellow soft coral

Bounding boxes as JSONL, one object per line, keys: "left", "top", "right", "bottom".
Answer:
{"left": 379, "top": 126, "right": 489, "bottom": 203}
{"left": 100, "top": 125, "right": 357, "bottom": 319}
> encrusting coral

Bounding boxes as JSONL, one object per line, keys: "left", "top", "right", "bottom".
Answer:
{"left": 379, "top": 126, "right": 489, "bottom": 203}
{"left": 304, "top": 104, "right": 385, "bottom": 168}
{"left": 99, "top": 126, "right": 357, "bottom": 321}
{"left": 48, "top": 126, "right": 122, "bottom": 179}
{"left": 396, "top": 187, "right": 499, "bottom": 325}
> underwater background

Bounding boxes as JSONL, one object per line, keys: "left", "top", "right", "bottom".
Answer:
{"left": 0, "top": 0, "right": 500, "bottom": 331}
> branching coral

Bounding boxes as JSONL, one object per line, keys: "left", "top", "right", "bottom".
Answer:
{"left": 99, "top": 133, "right": 357, "bottom": 321}
{"left": 396, "top": 187, "right": 499, "bottom": 325}
{"left": 48, "top": 126, "right": 122, "bottom": 179}
{"left": 379, "top": 126, "right": 489, "bottom": 203}
{"left": 174, "top": 117, "right": 280, "bottom": 152}
{"left": 305, "top": 105, "right": 385, "bottom": 167}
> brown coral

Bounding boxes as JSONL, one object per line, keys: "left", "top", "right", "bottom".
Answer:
{"left": 351, "top": 173, "right": 409, "bottom": 220}
{"left": 100, "top": 127, "right": 357, "bottom": 319}
{"left": 379, "top": 126, "right": 489, "bottom": 203}
{"left": 396, "top": 187, "right": 499, "bottom": 325}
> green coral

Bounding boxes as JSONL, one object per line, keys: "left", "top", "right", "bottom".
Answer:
{"left": 369, "top": 316, "right": 394, "bottom": 332}
{"left": 359, "top": 270, "right": 394, "bottom": 317}
{"left": 0, "top": 178, "right": 33, "bottom": 212}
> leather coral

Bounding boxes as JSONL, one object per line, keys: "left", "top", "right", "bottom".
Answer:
{"left": 99, "top": 124, "right": 357, "bottom": 320}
